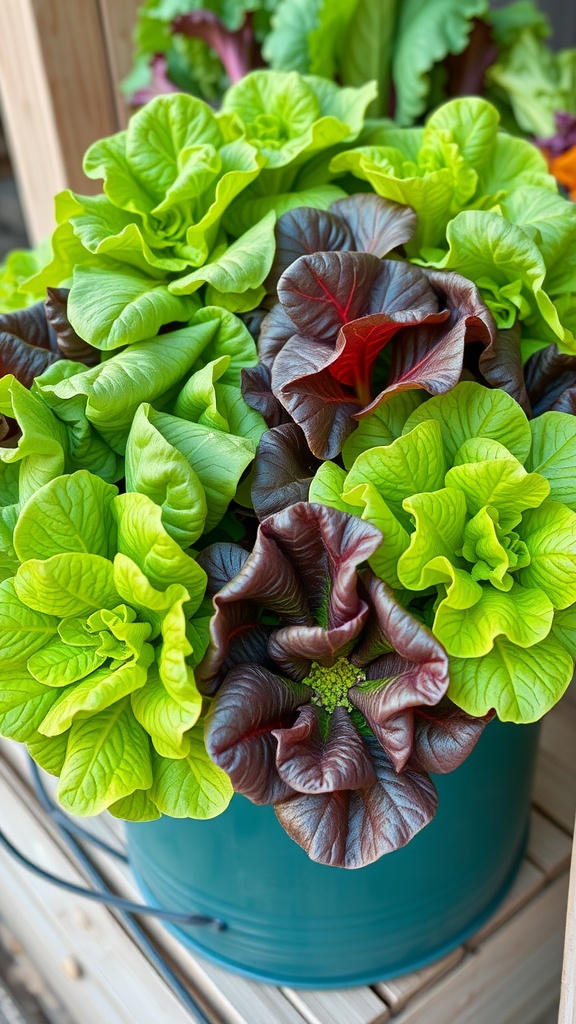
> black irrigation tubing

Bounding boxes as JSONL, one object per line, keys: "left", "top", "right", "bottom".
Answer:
{"left": 0, "top": 758, "right": 222, "bottom": 1024}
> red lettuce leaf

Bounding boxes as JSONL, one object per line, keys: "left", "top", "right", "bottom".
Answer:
{"left": 413, "top": 701, "right": 493, "bottom": 774}
{"left": 130, "top": 54, "right": 180, "bottom": 106}
{"left": 523, "top": 343, "right": 576, "bottom": 415}
{"left": 205, "top": 664, "right": 311, "bottom": 804}
{"left": 273, "top": 705, "right": 375, "bottom": 794}
{"left": 241, "top": 364, "right": 289, "bottom": 428}
{"left": 476, "top": 322, "right": 531, "bottom": 416}
{"left": 350, "top": 574, "right": 450, "bottom": 771}
{"left": 267, "top": 195, "right": 417, "bottom": 295}
{"left": 275, "top": 735, "right": 438, "bottom": 868}
{"left": 45, "top": 288, "right": 99, "bottom": 365}
{"left": 250, "top": 423, "right": 321, "bottom": 521}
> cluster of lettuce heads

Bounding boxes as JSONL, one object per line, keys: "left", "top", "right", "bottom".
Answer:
{"left": 2, "top": 72, "right": 576, "bottom": 869}
{"left": 125, "top": 0, "right": 576, "bottom": 140}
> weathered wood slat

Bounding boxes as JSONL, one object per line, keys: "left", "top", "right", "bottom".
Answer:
{"left": 528, "top": 809, "right": 574, "bottom": 879}
{"left": 391, "top": 876, "right": 568, "bottom": 1024}
{"left": 281, "top": 987, "right": 390, "bottom": 1024}
{"left": 0, "top": 761, "right": 199, "bottom": 1024}
{"left": 0, "top": 0, "right": 120, "bottom": 243}
{"left": 97, "top": 0, "right": 141, "bottom": 128}
{"left": 559, "top": 816, "right": 576, "bottom": 1024}
{"left": 373, "top": 949, "right": 465, "bottom": 1015}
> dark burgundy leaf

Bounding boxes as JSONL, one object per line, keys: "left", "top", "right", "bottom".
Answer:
{"left": 205, "top": 664, "right": 311, "bottom": 803}
{"left": 273, "top": 705, "right": 375, "bottom": 794}
{"left": 363, "top": 269, "right": 495, "bottom": 415}
{"left": 267, "top": 196, "right": 417, "bottom": 295}
{"left": 272, "top": 343, "right": 363, "bottom": 459}
{"left": 45, "top": 288, "right": 99, "bottom": 365}
{"left": 278, "top": 252, "right": 385, "bottom": 340}
{"left": 258, "top": 305, "right": 296, "bottom": 369}
{"left": 445, "top": 18, "right": 498, "bottom": 97}
{"left": 275, "top": 735, "right": 438, "bottom": 867}
{"left": 172, "top": 10, "right": 256, "bottom": 84}
{"left": 196, "top": 542, "right": 250, "bottom": 597}
{"left": 267, "top": 208, "right": 353, "bottom": 295}
{"left": 477, "top": 322, "right": 531, "bottom": 416}
{"left": 523, "top": 343, "right": 576, "bottom": 415}
{"left": 267, "top": 608, "right": 368, "bottom": 678}
{"left": 350, "top": 575, "right": 449, "bottom": 770}
{"left": 251, "top": 423, "right": 322, "bottom": 521}
{"left": 241, "top": 364, "right": 289, "bottom": 429}
{"left": 259, "top": 503, "right": 381, "bottom": 631}
{"left": 330, "top": 194, "right": 417, "bottom": 258}
{"left": 0, "top": 302, "right": 60, "bottom": 387}
{"left": 413, "top": 701, "right": 494, "bottom": 774}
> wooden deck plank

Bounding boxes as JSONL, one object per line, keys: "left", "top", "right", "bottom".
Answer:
{"left": 373, "top": 949, "right": 465, "bottom": 1015}
{"left": 281, "top": 987, "right": 390, "bottom": 1024}
{"left": 528, "top": 809, "right": 574, "bottom": 879}
{"left": 0, "top": 761, "right": 199, "bottom": 1024}
{"left": 390, "top": 876, "right": 568, "bottom": 1024}
{"left": 559, "top": 815, "right": 576, "bottom": 1024}
{"left": 534, "top": 751, "right": 576, "bottom": 835}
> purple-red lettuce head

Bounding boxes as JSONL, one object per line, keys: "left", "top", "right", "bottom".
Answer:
{"left": 197, "top": 502, "right": 488, "bottom": 868}
{"left": 243, "top": 198, "right": 495, "bottom": 459}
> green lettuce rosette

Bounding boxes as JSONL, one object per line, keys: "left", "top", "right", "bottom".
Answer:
{"left": 0, "top": 471, "right": 233, "bottom": 821}
{"left": 311, "top": 381, "right": 576, "bottom": 723}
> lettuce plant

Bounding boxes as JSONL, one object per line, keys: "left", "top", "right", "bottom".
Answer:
{"left": 0, "top": 471, "right": 233, "bottom": 820}
{"left": 197, "top": 501, "right": 487, "bottom": 867}
{"left": 248, "top": 194, "right": 494, "bottom": 458}
{"left": 309, "top": 382, "right": 576, "bottom": 723}
{"left": 331, "top": 98, "right": 576, "bottom": 354}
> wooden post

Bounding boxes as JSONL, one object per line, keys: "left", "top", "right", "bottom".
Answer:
{"left": 560, "top": 817, "right": 576, "bottom": 1023}
{"left": 0, "top": 0, "right": 139, "bottom": 244}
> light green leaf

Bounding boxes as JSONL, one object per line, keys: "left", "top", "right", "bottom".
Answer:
{"left": 67, "top": 264, "right": 198, "bottom": 350}
{"left": 445, "top": 441, "right": 550, "bottom": 527}
{"left": 434, "top": 583, "right": 554, "bottom": 657}
{"left": 403, "top": 381, "right": 532, "bottom": 463}
{"left": 498, "top": 187, "right": 576, "bottom": 267}
{"left": 342, "top": 481, "right": 410, "bottom": 588}
{"left": 527, "top": 413, "right": 576, "bottom": 508}
{"left": 0, "top": 669, "right": 61, "bottom": 741}
{"left": 0, "top": 375, "right": 67, "bottom": 506}
{"left": 341, "top": 391, "right": 426, "bottom": 469}
{"left": 392, "top": 1, "right": 488, "bottom": 126}
{"left": 424, "top": 210, "right": 566, "bottom": 344}
{"left": 25, "top": 730, "right": 69, "bottom": 776}
{"left": 476, "top": 131, "right": 555, "bottom": 198}
{"left": 551, "top": 605, "right": 576, "bottom": 660}
{"left": 398, "top": 488, "right": 468, "bottom": 590}
{"left": 339, "top": 0, "right": 396, "bottom": 116}
{"left": 223, "top": 183, "right": 346, "bottom": 237}
{"left": 14, "top": 471, "right": 118, "bottom": 563}
{"left": 0, "top": 579, "right": 58, "bottom": 666}
{"left": 519, "top": 501, "right": 576, "bottom": 609}
{"left": 131, "top": 662, "right": 201, "bottom": 759}
{"left": 345, "top": 420, "right": 446, "bottom": 518}
{"left": 146, "top": 409, "right": 258, "bottom": 533}
{"left": 169, "top": 212, "right": 276, "bottom": 296}
{"left": 449, "top": 632, "right": 574, "bottom": 722}
{"left": 125, "top": 404, "right": 207, "bottom": 548}
{"left": 57, "top": 699, "right": 153, "bottom": 816}
{"left": 309, "top": 462, "right": 358, "bottom": 514}
{"left": 108, "top": 789, "right": 161, "bottom": 822}
{"left": 27, "top": 639, "right": 106, "bottom": 688}
{"left": 39, "top": 653, "right": 152, "bottom": 737}
{"left": 187, "top": 306, "right": 258, "bottom": 386}
{"left": 150, "top": 727, "right": 234, "bottom": 818}
{"left": 15, "top": 554, "right": 120, "bottom": 618}
{"left": 37, "top": 319, "right": 218, "bottom": 454}
{"left": 113, "top": 492, "right": 206, "bottom": 606}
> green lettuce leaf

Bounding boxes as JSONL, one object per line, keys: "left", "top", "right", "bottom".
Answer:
{"left": 150, "top": 727, "right": 234, "bottom": 817}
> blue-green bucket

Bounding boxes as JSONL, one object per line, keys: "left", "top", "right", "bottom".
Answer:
{"left": 126, "top": 719, "right": 539, "bottom": 988}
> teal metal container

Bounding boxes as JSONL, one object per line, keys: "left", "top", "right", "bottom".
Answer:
{"left": 126, "top": 719, "right": 539, "bottom": 988}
